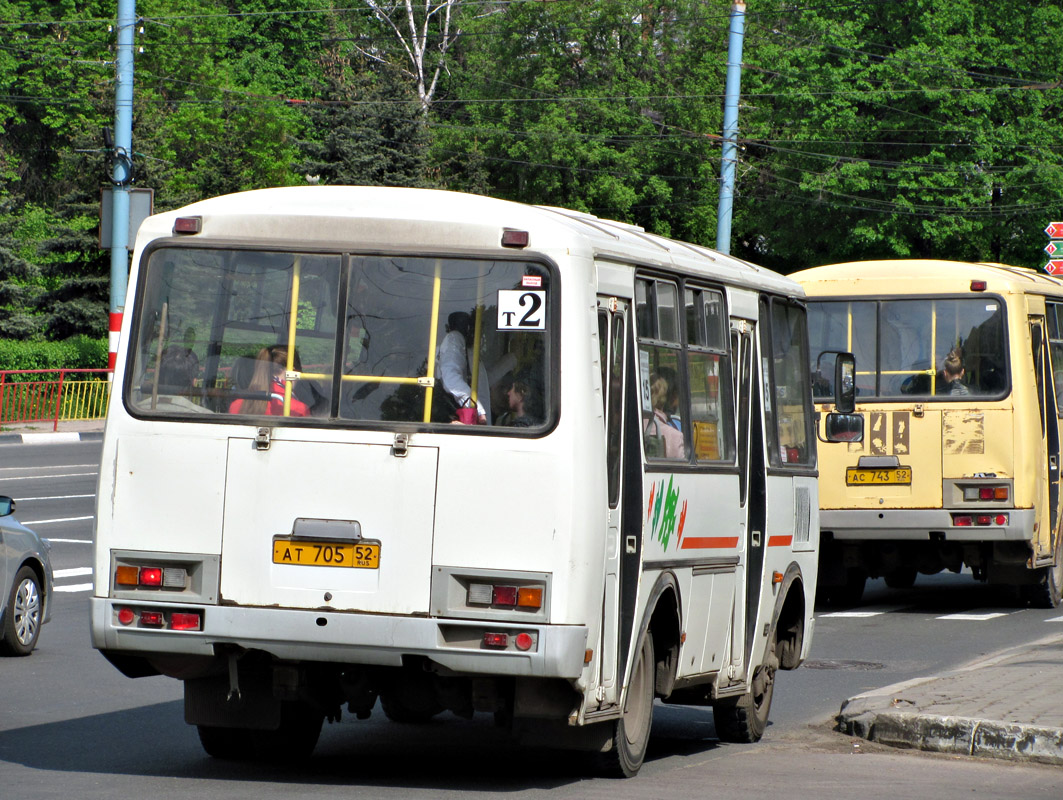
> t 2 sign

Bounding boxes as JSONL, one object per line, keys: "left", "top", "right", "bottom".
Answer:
{"left": 497, "top": 290, "right": 546, "bottom": 330}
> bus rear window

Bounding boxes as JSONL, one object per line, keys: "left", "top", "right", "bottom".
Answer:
{"left": 126, "top": 248, "right": 554, "bottom": 431}
{"left": 808, "top": 297, "right": 1007, "bottom": 400}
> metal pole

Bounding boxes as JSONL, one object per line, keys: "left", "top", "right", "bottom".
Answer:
{"left": 716, "top": 1, "right": 746, "bottom": 255}
{"left": 109, "top": 0, "right": 136, "bottom": 373}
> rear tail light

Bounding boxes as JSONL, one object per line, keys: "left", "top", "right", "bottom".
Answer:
{"left": 170, "top": 612, "right": 202, "bottom": 631}
{"left": 113, "top": 564, "right": 188, "bottom": 589}
{"left": 483, "top": 632, "right": 508, "bottom": 648}
{"left": 517, "top": 587, "right": 543, "bottom": 608}
{"left": 962, "top": 485, "right": 1009, "bottom": 502}
{"left": 952, "top": 513, "right": 1008, "bottom": 527}
{"left": 492, "top": 586, "right": 518, "bottom": 606}
{"left": 114, "top": 607, "right": 203, "bottom": 630}
{"left": 467, "top": 582, "right": 544, "bottom": 611}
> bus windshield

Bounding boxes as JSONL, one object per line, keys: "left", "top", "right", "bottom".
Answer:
{"left": 808, "top": 297, "right": 1007, "bottom": 400}
{"left": 125, "top": 247, "right": 553, "bottom": 430}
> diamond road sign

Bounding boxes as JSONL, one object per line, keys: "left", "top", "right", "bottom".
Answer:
{"left": 1047, "top": 222, "right": 1063, "bottom": 239}
{"left": 1046, "top": 259, "right": 1063, "bottom": 275}
{"left": 1047, "top": 241, "right": 1063, "bottom": 256}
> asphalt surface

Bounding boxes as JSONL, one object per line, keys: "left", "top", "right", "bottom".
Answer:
{"left": 4, "top": 418, "right": 1063, "bottom": 768}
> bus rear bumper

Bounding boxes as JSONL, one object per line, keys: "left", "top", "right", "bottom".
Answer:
{"left": 820, "top": 508, "right": 1035, "bottom": 542}
{"left": 89, "top": 597, "right": 589, "bottom": 680}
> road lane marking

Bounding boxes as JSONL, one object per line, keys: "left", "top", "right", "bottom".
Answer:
{"left": 54, "top": 567, "right": 92, "bottom": 578}
{"left": 936, "top": 611, "right": 1016, "bottom": 621}
{"left": 18, "top": 494, "right": 95, "bottom": 501}
{"left": 1047, "top": 616, "right": 1063, "bottom": 622}
{"left": 22, "top": 515, "right": 94, "bottom": 525}
{"left": 0, "top": 463, "right": 100, "bottom": 472}
{"left": 45, "top": 538, "right": 92, "bottom": 544}
{"left": 0, "top": 472, "right": 99, "bottom": 481}
{"left": 54, "top": 583, "right": 93, "bottom": 593}
{"left": 818, "top": 605, "right": 906, "bottom": 618}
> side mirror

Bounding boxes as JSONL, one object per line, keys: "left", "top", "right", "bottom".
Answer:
{"left": 824, "top": 412, "right": 864, "bottom": 443}
{"left": 0, "top": 495, "right": 14, "bottom": 517}
{"left": 835, "top": 352, "right": 856, "bottom": 414}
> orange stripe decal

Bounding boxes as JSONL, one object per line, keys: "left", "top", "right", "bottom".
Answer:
{"left": 680, "top": 536, "right": 740, "bottom": 550}
{"left": 768, "top": 535, "right": 793, "bottom": 547}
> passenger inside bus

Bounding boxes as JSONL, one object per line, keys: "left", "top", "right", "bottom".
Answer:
{"left": 436, "top": 311, "right": 491, "bottom": 424}
{"left": 644, "top": 367, "right": 685, "bottom": 458}
{"left": 147, "top": 345, "right": 211, "bottom": 413}
{"left": 496, "top": 372, "right": 543, "bottom": 427}
{"left": 229, "top": 345, "right": 310, "bottom": 417}
{"left": 938, "top": 348, "right": 970, "bottom": 396}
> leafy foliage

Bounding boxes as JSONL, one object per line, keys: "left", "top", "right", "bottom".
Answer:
{"left": 1, "top": 0, "right": 1062, "bottom": 348}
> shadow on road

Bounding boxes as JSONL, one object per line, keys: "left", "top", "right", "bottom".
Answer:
{"left": 0, "top": 699, "right": 727, "bottom": 788}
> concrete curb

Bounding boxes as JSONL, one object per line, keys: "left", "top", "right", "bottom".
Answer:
{"left": 0, "top": 431, "right": 104, "bottom": 445}
{"left": 839, "top": 705, "right": 1063, "bottom": 767}
{"left": 838, "top": 634, "right": 1063, "bottom": 766}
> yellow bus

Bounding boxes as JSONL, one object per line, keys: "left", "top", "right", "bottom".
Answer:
{"left": 793, "top": 260, "right": 1063, "bottom": 608}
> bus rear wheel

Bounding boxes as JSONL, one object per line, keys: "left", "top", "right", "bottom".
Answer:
{"left": 714, "top": 644, "right": 778, "bottom": 744}
{"left": 197, "top": 701, "right": 323, "bottom": 761}
{"left": 599, "top": 634, "right": 655, "bottom": 778}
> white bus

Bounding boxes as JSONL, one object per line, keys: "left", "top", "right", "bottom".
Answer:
{"left": 90, "top": 187, "right": 855, "bottom": 776}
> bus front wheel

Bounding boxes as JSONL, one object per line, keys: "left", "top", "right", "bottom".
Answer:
{"left": 600, "top": 633, "right": 655, "bottom": 778}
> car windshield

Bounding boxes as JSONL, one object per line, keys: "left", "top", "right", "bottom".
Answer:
{"left": 126, "top": 248, "right": 554, "bottom": 431}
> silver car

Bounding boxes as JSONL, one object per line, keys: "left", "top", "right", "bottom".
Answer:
{"left": 0, "top": 495, "right": 53, "bottom": 656}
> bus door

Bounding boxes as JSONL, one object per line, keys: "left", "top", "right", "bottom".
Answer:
{"left": 729, "top": 317, "right": 762, "bottom": 678}
{"left": 597, "top": 298, "right": 630, "bottom": 705}
{"left": 1029, "top": 317, "right": 1060, "bottom": 558}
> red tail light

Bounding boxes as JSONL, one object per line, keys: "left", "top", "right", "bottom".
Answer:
{"left": 170, "top": 613, "right": 201, "bottom": 631}
{"left": 483, "top": 632, "right": 508, "bottom": 648}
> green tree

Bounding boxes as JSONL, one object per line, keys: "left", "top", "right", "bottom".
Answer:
{"left": 734, "top": 0, "right": 1063, "bottom": 271}
{"left": 431, "top": 1, "right": 729, "bottom": 242}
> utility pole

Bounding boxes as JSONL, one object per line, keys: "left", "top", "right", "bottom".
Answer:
{"left": 108, "top": 0, "right": 135, "bottom": 372}
{"left": 715, "top": 1, "right": 746, "bottom": 255}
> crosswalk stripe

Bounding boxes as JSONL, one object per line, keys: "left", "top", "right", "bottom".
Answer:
{"left": 54, "top": 583, "right": 93, "bottom": 593}
{"left": 54, "top": 567, "right": 92, "bottom": 578}
{"left": 819, "top": 605, "right": 906, "bottom": 618}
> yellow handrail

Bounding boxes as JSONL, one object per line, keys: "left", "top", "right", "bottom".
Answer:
{"left": 283, "top": 256, "right": 301, "bottom": 416}
{"left": 423, "top": 260, "right": 443, "bottom": 423}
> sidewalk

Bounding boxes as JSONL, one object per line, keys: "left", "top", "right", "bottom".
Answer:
{"left": 838, "top": 632, "right": 1063, "bottom": 766}
{"left": 0, "top": 419, "right": 105, "bottom": 444}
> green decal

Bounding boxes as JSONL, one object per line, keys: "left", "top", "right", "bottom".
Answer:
{"left": 654, "top": 476, "right": 682, "bottom": 551}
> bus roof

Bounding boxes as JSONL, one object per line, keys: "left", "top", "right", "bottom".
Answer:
{"left": 791, "top": 259, "right": 1063, "bottom": 297}
{"left": 135, "top": 186, "right": 800, "bottom": 297}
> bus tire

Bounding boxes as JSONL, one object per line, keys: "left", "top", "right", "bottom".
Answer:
{"left": 1028, "top": 535, "right": 1063, "bottom": 609}
{"left": 197, "top": 725, "right": 255, "bottom": 760}
{"left": 197, "top": 701, "right": 323, "bottom": 761}
{"left": 884, "top": 566, "right": 917, "bottom": 590}
{"left": 817, "top": 569, "right": 866, "bottom": 608}
{"left": 714, "top": 643, "right": 778, "bottom": 744}
{"left": 599, "top": 633, "right": 655, "bottom": 778}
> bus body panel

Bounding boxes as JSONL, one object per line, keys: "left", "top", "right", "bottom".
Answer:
{"left": 219, "top": 437, "right": 437, "bottom": 614}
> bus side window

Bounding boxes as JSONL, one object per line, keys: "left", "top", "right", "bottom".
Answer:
{"left": 637, "top": 277, "right": 687, "bottom": 461}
